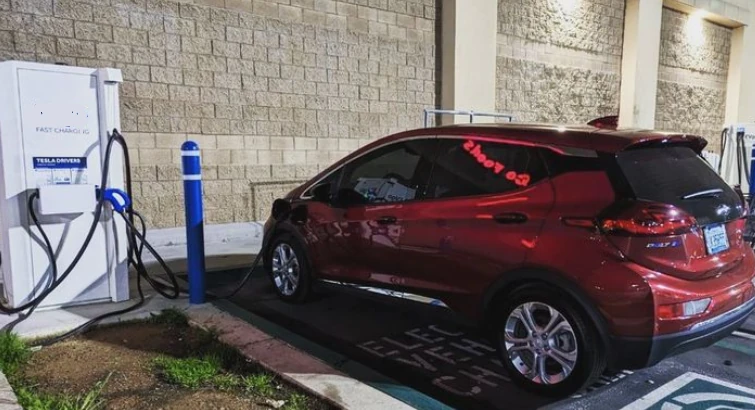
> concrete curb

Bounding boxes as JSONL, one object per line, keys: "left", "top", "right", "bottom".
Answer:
{"left": 0, "top": 372, "right": 21, "bottom": 410}
{"left": 186, "top": 304, "right": 417, "bottom": 410}
{"left": 0, "top": 299, "right": 416, "bottom": 410}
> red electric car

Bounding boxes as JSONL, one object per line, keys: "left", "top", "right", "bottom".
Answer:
{"left": 262, "top": 122, "right": 755, "bottom": 397}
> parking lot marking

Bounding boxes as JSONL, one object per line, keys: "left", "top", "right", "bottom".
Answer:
{"left": 620, "top": 372, "right": 755, "bottom": 410}
{"left": 571, "top": 370, "right": 634, "bottom": 398}
{"left": 359, "top": 324, "right": 637, "bottom": 403}
{"left": 733, "top": 330, "right": 755, "bottom": 341}
{"left": 714, "top": 338, "right": 755, "bottom": 356}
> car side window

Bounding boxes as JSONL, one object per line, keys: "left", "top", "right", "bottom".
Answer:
{"left": 426, "top": 138, "right": 547, "bottom": 199}
{"left": 302, "top": 168, "right": 342, "bottom": 198}
{"left": 338, "top": 139, "right": 437, "bottom": 204}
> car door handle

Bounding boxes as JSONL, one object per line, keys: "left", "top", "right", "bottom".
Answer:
{"left": 493, "top": 212, "right": 528, "bottom": 224}
{"left": 376, "top": 216, "right": 397, "bottom": 225}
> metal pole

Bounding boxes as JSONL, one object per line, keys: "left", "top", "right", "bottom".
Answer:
{"left": 181, "top": 140, "right": 206, "bottom": 305}
{"left": 750, "top": 142, "right": 755, "bottom": 197}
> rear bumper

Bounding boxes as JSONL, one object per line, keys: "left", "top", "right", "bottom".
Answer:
{"left": 612, "top": 296, "right": 755, "bottom": 369}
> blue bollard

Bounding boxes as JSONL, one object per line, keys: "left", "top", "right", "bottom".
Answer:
{"left": 181, "top": 141, "right": 206, "bottom": 304}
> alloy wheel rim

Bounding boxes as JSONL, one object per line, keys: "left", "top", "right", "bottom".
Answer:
{"left": 503, "top": 302, "right": 578, "bottom": 385}
{"left": 271, "top": 243, "right": 300, "bottom": 296}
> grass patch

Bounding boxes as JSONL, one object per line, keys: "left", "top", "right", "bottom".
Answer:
{"left": 242, "top": 373, "right": 275, "bottom": 397}
{"left": 152, "top": 355, "right": 221, "bottom": 389}
{"left": 0, "top": 331, "right": 30, "bottom": 375}
{"left": 284, "top": 393, "right": 310, "bottom": 410}
{"left": 212, "top": 373, "right": 241, "bottom": 391}
{"left": 16, "top": 373, "right": 110, "bottom": 410}
{"left": 148, "top": 308, "right": 188, "bottom": 326}
{"left": 2, "top": 309, "right": 330, "bottom": 409}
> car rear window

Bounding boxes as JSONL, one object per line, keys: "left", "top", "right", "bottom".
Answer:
{"left": 616, "top": 146, "right": 744, "bottom": 226}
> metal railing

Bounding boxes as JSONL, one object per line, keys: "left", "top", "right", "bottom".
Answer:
{"left": 423, "top": 109, "right": 516, "bottom": 128}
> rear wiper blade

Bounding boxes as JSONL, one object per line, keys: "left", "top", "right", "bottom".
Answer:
{"left": 681, "top": 188, "right": 723, "bottom": 200}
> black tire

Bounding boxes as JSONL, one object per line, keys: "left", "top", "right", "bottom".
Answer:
{"left": 265, "top": 233, "right": 312, "bottom": 303}
{"left": 493, "top": 285, "right": 606, "bottom": 397}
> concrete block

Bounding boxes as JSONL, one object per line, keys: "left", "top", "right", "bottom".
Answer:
{"left": 12, "top": 0, "right": 52, "bottom": 15}
{"left": 54, "top": 0, "right": 92, "bottom": 20}
{"left": 32, "top": 16, "right": 74, "bottom": 37}
{"left": 57, "top": 37, "right": 95, "bottom": 57}
{"left": 133, "top": 46, "right": 166, "bottom": 65}
{"left": 200, "top": 87, "right": 230, "bottom": 104}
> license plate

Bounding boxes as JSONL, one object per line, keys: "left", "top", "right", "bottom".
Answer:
{"left": 703, "top": 224, "right": 729, "bottom": 255}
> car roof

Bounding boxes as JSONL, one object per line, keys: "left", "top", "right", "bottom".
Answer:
{"left": 388, "top": 122, "right": 708, "bottom": 154}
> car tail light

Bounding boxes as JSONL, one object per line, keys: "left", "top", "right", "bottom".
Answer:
{"left": 658, "top": 298, "right": 711, "bottom": 320}
{"left": 600, "top": 202, "right": 697, "bottom": 236}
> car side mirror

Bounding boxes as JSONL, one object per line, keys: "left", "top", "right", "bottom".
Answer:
{"left": 311, "top": 183, "right": 332, "bottom": 203}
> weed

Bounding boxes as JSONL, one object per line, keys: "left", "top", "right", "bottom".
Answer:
{"left": 17, "top": 373, "right": 110, "bottom": 410}
{"left": 148, "top": 308, "right": 188, "bottom": 326}
{"left": 0, "top": 332, "right": 29, "bottom": 375}
{"left": 284, "top": 393, "right": 309, "bottom": 410}
{"left": 203, "top": 341, "right": 244, "bottom": 370}
{"left": 243, "top": 373, "right": 275, "bottom": 397}
{"left": 212, "top": 373, "right": 241, "bottom": 391}
{"left": 153, "top": 356, "right": 220, "bottom": 388}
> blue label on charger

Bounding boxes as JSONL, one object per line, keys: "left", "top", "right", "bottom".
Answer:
{"left": 32, "top": 157, "right": 87, "bottom": 169}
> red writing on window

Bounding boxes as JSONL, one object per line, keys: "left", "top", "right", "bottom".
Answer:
{"left": 462, "top": 140, "right": 531, "bottom": 187}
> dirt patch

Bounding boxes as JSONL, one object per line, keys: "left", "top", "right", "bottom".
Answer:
{"left": 20, "top": 320, "right": 331, "bottom": 410}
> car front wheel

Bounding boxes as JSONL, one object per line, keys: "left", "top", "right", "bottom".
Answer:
{"left": 494, "top": 286, "right": 606, "bottom": 397}
{"left": 267, "top": 233, "right": 312, "bottom": 303}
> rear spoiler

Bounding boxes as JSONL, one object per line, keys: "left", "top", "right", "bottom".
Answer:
{"left": 624, "top": 135, "right": 708, "bottom": 153}
{"left": 587, "top": 115, "right": 618, "bottom": 130}
{"left": 587, "top": 115, "right": 708, "bottom": 153}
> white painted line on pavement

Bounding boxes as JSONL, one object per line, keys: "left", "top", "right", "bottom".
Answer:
{"left": 733, "top": 330, "right": 755, "bottom": 341}
{"left": 620, "top": 372, "right": 755, "bottom": 410}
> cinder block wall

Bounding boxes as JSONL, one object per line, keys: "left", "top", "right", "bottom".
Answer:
{"left": 0, "top": 0, "right": 438, "bottom": 227}
{"left": 655, "top": 7, "right": 731, "bottom": 151}
{"left": 495, "top": 0, "right": 624, "bottom": 123}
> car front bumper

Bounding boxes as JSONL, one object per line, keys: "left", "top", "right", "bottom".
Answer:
{"left": 612, "top": 296, "right": 755, "bottom": 370}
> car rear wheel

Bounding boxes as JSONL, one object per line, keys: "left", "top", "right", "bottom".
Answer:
{"left": 267, "top": 234, "right": 312, "bottom": 303}
{"left": 494, "top": 286, "right": 606, "bottom": 397}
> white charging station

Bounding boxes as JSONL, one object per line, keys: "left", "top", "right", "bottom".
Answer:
{"left": 0, "top": 61, "right": 129, "bottom": 309}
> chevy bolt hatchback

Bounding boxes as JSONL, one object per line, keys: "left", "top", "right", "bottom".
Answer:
{"left": 262, "top": 123, "right": 755, "bottom": 397}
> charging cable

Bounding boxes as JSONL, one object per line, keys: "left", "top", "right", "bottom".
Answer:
{"left": 0, "top": 130, "right": 125, "bottom": 316}
{"left": 5, "top": 128, "right": 294, "bottom": 344}
{"left": 1, "top": 130, "right": 183, "bottom": 342}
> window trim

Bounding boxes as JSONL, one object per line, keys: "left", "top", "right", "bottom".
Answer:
{"left": 300, "top": 134, "right": 557, "bottom": 203}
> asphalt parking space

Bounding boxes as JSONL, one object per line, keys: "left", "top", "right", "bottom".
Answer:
{"left": 204, "top": 268, "right": 755, "bottom": 410}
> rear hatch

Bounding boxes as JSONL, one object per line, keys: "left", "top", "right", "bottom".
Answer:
{"left": 602, "top": 146, "right": 747, "bottom": 281}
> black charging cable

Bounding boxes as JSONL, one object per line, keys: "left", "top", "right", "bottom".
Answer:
{"left": 1, "top": 130, "right": 183, "bottom": 342}
{"left": 0, "top": 131, "right": 121, "bottom": 316}
{"left": 12, "top": 129, "right": 292, "bottom": 345}
{"left": 30, "top": 130, "right": 185, "bottom": 345}
{"left": 2, "top": 193, "right": 60, "bottom": 332}
{"left": 718, "top": 127, "right": 727, "bottom": 175}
